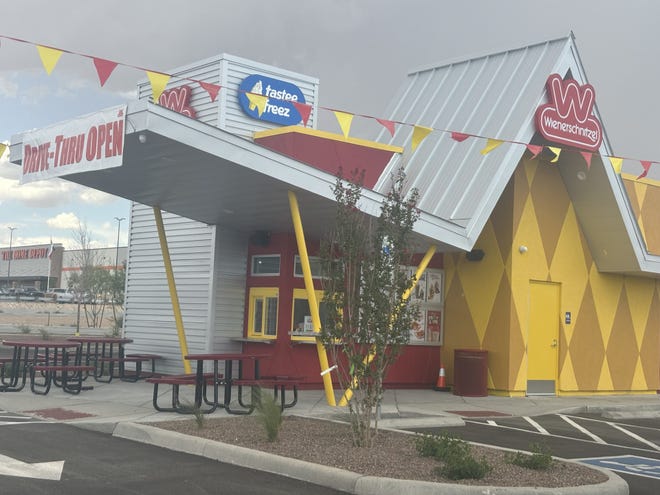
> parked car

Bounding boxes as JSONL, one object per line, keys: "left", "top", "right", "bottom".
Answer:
{"left": 19, "top": 289, "right": 46, "bottom": 301}
{"left": 45, "top": 288, "right": 76, "bottom": 303}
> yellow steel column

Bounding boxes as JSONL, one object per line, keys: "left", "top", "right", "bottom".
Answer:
{"left": 288, "top": 191, "right": 336, "bottom": 406}
{"left": 338, "top": 244, "right": 437, "bottom": 406}
{"left": 153, "top": 206, "right": 192, "bottom": 374}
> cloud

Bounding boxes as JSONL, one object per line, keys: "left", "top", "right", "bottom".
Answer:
{"left": 0, "top": 75, "right": 19, "bottom": 98}
{"left": 79, "top": 188, "right": 121, "bottom": 205}
{"left": 0, "top": 158, "right": 121, "bottom": 208}
{"left": 46, "top": 212, "right": 80, "bottom": 230}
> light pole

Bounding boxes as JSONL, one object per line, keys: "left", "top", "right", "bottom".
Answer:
{"left": 7, "top": 226, "right": 16, "bottom": 288}
{"left": 114, "top": 217, "right": 125, "bottom": 271}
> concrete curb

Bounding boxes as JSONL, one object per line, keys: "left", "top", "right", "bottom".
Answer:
{"left": 111, "top": 422, "right": 628, "bottom": 495}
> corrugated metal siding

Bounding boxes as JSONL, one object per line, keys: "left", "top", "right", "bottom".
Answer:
{"left": 123, "top": 202, "right": 215, "bottom": 374}
{"left": 137, "top": 57, "right": 222, "bottom": 127}
{"left": 136, "top": 53, "right": 319, "bottom": 137}
{"left": 211, "top": 228, "right": 248, "bottom": 352}
{"left": 218, "top": 55, "right": 319, "bottom": 136}
{"left": 374, "top": 37, "right": 570, "bottom": 235}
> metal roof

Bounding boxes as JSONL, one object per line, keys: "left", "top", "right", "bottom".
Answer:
{"left": 371, "top": 33, "right": 660, "bottom": 276}
{"left": 9, "top": 36, "right": 660, "bottom": 275}
{"left": 8, "top": 100, "right": 464, "bottom": 253}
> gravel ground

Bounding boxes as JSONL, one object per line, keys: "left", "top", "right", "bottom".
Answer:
{"left": 154, "top": 415, "right": 608, "bottom": 488}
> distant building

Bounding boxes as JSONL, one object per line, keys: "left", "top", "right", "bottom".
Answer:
{"left": 0, "top": 242, "right": 126, "bottom": 290}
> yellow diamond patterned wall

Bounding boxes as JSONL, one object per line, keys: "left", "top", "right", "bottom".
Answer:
{"left": 443, "top": 156, "right": 660, "bottom": 395}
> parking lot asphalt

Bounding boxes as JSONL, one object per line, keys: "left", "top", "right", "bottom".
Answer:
{"left": 3, "top": 376, "right": 656, "bottom": 494}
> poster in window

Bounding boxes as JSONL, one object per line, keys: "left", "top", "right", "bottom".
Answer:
{"left": 411, "top": 271, "right": 427, "bottom": 302}
{"left": 410, "top": 310, "right": 426, "bottom": 342}
{"left": 427, "top": 310, "right": 442, "bottom": 342}
{"left": 427, "top": 271, "right": 443, "bottom": 304}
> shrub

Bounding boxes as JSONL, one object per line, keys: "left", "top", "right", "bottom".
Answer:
{"left": 255, "top": 389, "right": 283, "bottom": 442}
{"left": 506, "top": 442, "right": 554, "bottom": 470}
{"left": 414, "top": 432, "right": 467, "bottom": 461}
{"left": 39, "top": 328, "right": 51, "bottom": 340}
{"left": 438, "top": 451, "right": 492, "bottom": 480}
{"left": 416, "top": 432, "right": 491, "bottom": 480}
{"left": 18, "top": 324, "right": 32, "bottom": 334}
{"left": 180, "top": 401, "right": 205, "bottom": 429}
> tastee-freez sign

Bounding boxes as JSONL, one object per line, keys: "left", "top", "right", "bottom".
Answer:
{"left": 238, "top": 74, "right": 305, "bottom": 126}
{"left": 535, "top": 73, "right": 603, "bottom": 152}
{"left": 21, "top": 105, "right": 127, "bottom": 184}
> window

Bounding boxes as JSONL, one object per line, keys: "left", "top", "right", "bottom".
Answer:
{"left": 247, "top": 287, "right": 278, "bottom": 338}
{"left": 251, "top": 255, "right": 280, "bottom": 276}
{"left": 293, "top": 255, "right": 322, "bottom": 278}
{"left": 291, "top": 288, "right": 328, "bottom": 341}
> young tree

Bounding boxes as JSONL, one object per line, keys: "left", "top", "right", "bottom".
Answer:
{"left": 69, "top": 222, "right": 111, "bottom": 328}
{"left": 320, "top": 166, "right": 420, "bottom": 447}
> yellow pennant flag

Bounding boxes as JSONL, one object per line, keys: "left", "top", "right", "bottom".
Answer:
{"left": 146, "top": 71, "right": 171, "bottom": 103}
{"left": 609, "top": 156, "right": 623, "bottom": 174}
{"left": 333, "top": 111, "right": 353, "bottom": 139}
{"left": 246, "top": 93, "right": 268, "bottom": 116}
{"left": 36, "top": 45, "right": 63, "bottom": 75}
{"left": 0, "top": 143, "right": 7, "bottom": 159}
{"left": 548, "top": 147, "right": 562, "bottom": 163}
{"left": 480, "top": 138, "right": 503, "bottom": 155}
{"left": 411, "top": 125, "right": 433, "bottom": 151}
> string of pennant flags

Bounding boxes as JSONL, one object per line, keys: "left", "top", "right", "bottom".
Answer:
{"left": 0, "top": 34, "right": 656, "bottom": 182}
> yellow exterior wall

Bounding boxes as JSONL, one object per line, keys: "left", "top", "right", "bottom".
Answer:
{"left": 444, "top": 156, "right": 660, "bottom": 395}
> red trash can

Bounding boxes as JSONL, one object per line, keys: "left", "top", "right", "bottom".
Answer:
{"left": 453, "top": 349, "right": 488, "bottom": 397}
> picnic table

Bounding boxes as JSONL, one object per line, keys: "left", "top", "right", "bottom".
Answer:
{"left": 0, "top": 338, "right": 92, "bottom": 394}
{"left": 66, "top": 336, "right": 161, "bottom": 382}
{"left": 147, "top": 352, "right": 302, "bottom": 415}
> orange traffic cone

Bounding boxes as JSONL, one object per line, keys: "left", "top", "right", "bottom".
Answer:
{"left": 434, "top": 365, "right": 449, "bottom": 391}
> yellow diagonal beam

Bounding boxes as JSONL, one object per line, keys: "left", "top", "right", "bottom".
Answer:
{"left": 288, "top": 191, "right": 336, "bottom": 406}
{"left": 153, "top": 206, "right": 191, "bottom": 374}
{"left": 338, "top": 244, "right": 437, "bottom": 406}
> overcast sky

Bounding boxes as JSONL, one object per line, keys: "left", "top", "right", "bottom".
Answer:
{"left": 1, "top": 0, "right": 659, "bottom": 248}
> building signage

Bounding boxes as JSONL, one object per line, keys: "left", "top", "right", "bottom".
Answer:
{"left": 2, "top": 247, "right": 49, "bottom": 260}
{"left": 238, "top": 74, "right": 305, "bottom": 126}
{"left": 158, "top": 85, "right": 197, "bottom": 119}
{"left": 21, "top": 105, "right": 127, "bottom": 184}
{"left": 534, "top": 73, "right": 602, "bottom": 152}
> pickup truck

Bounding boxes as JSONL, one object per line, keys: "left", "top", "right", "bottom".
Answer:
{"left": 46, "top": 288, "right": 76, "bottom": 303}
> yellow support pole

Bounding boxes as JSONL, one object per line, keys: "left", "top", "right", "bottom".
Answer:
{"left": 288, "top": 191, "right": 336, "bottom": 406}
{"left": 153, "top": 206, "right": 192, "bottom": 374}
{"left": 338, "top": 244, "right": 437, "bottom": 406}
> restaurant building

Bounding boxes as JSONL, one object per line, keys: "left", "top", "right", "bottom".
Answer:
{"left": 9, "top": 33, "right": 660, "bottom": 397}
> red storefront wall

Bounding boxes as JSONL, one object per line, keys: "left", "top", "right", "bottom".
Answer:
{"left": 241, "top": 232, "right": 442, "bottom": 388}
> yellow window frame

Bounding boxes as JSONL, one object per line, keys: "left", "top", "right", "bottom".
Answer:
{"left": 247, "top": 287, "right": 279, "bottom": 339}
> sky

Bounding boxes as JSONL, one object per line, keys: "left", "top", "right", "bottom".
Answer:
{"left": 1, "top": 0, "right": 659, "bottom": 249}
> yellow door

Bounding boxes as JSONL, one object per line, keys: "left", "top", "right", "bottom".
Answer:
{"left": 527, "top": 281, "right": 560, "bottom": 395}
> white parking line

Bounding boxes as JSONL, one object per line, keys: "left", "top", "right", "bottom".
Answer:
{"left": 559, "top": 414, "right": 606, "bottom": 443}
{"left": 523, "top": 416, "right": 549, "bottom": 434}
{"left": 486, "top": 420, "right": 497, "bottom": 426}
{"left": 608, "top": 422, "right": 660, "bottom": 451}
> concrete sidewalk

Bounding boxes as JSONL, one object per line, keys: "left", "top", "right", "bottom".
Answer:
{"left": 2, "top": 379, "right": 653, "bottom": 494}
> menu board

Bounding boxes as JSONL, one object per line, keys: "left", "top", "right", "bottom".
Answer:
{"left": 406, "top": 268, "right": 444, "bottom": 344}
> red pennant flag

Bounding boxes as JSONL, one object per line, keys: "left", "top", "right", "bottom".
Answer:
{"left": 451, "top": 132, "right": 470, "bottom": 142}
{"left": 376, "top": 118, "right": 396, "bottom": 137}
{"left": 292, "top": 101, "right": 312, "bottom": 126}
{"left": 199, "top": 81, "right": 221, "bottom": 102}
{"left": 92, "top": 57, "right": 118, "bottom": 87}
{"left": 580, "top": 151, "right": 593, "bottom": 170}
{"left": 526, "top": 144, "right": 543, "bottom": 158}
{"left": 637, "top": 160, "right": 652, "bottom": 180}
